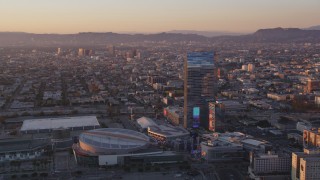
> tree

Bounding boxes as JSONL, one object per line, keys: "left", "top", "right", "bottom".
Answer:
{"left": 124, "top": 166, "right": 131, "bottom": 172}
{"left": 145, "top": 166, "right": 151, "bottom": 171}
{"left": 11, "top": 113, "right": 19, "bottom": 118}
{"left": 10, "top": 161, "right": 16, "bottom": 171}
{"left": 11, "top": 174, "right": 17, "bottom": 179}
{"left": 69, "top": 148, "right": 74, "bottom": 156}
{"left": 52, "top": 111, "right": 59, "bottom": 116}
{"left": 0, "top": 116, "right": 6, "bottom": 125}
{"left": 32, "top": 160, "right": 37, "bottom": 170}
{"left": 75, "top": 170, "right": 82, "bottom": 176}
{"left": 35, "top": 161, "right": 40, "bottom": 170}
{"left": 100, "top": 122, "right": 108, "bottom": 128}
{"left": 154, "top": 166, "right": 160, "bottom": 171}
{"left": 31, "top": 172, "right": 38, "bottom": 177}
{"left": 71, "top": 110, "right": 78, "bottom": 115}
{"left": 21, "top": 112, "right": 30, "bottom": 116}
{"left": 21, "top": 174, "right": 28, "bottom": 178}
{"left": 40, "top": 173, "right": 48, "bottom": 177}
{"left": 17, "top": 161, "right": 21, "bottom": 171}
{"left": 39, "top": 111, "right": 45, "bottom": 116}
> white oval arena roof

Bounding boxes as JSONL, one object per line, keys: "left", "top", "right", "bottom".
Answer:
{"left": 80, "top": 128, "right": 150, "bottom": 149}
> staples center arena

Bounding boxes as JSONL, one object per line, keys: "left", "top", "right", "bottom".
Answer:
{"left": 72, "top": 128, "right": 184, "bottom": 166}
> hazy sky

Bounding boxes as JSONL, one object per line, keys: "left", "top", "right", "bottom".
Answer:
{"left": 0, "top": 0, "right": 319, "bottom": 34}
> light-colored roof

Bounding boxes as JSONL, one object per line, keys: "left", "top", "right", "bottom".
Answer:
{"left": 20, "top": 116, "right": 100, "bottom": 131}
{"left": 136, "top": 116, "right": 157, "bottom": 129}
{"left": 148, "top": 124, "right": 189, "bottom": 138}
{"left": 241, "top": 139, "right": 266, "bottom": 147}
{"left": 80, "top": 128, "right": 150, "bottom": 150}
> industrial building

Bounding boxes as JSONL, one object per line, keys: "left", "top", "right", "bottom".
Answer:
{"left": 20, "top": 116, "right": 100, "bottom": 134}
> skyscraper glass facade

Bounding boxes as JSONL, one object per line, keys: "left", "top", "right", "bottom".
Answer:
{"left": 184, "top": 51, "right": 215, "bottom": 129}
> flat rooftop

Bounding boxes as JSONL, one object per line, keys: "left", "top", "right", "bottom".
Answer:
{"left": 148, "top": 124, "right": 189, "bottom": 138}
{"left": 241, "top": 138, "right": 267, "bottom": 147}
{"left": 0, "top": 138, "right": 49, "bottom": 153}
{"left": 20, "top": 116, "right": 100, "bottom": 131}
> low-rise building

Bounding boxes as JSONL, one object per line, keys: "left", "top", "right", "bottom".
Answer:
{"left": 267, "top": 93, "right": 290, "bottom": 101}
{"left": 200, "top": 139, "right": 244, "bottom": 162}
{"left": 248, "top": 152, "right": 291, "bottom": 180}
{"left": 20, "top": 116, "right": 100, "bottom": 134}
{"left": 292, "top": 148, "right": 320, "bottom": 180}
{"left": 147, "top": 124, "right": 189, "bottom": 143}
{"left": 164, "top": 106, "right": 183, "bottom": 126}
{"left": 0, "top": 139, "right": 48, "bottom": 162}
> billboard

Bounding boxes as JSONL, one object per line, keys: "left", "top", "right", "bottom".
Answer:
{"left": 193, "top": 107, "right": 200, "bottom": 128}
{"left": 310, "top": 132, "right": 316, "bottom": 146}
{"left": 163, "top": 109, "right": 167, "bottom": 116}
{"left": 208, "top": 102, "right": 215, "bottom": 131}
{"left": 317, "top": 134, "right": 320, "bottom": 147}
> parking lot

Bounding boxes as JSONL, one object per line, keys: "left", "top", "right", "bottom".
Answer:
{"left": 216, "top": 168, "right": 243, "bottom": 180}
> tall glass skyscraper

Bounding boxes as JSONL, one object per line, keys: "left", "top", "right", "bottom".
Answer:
{"left": 183, "top": 51, "right": 215, "bottom": 129}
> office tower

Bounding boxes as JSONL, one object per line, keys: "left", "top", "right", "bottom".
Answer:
{"left": 108, "top": 45, "right": 115, "bottom": 56}
{"left": 315, "top": 96, "right": 320, "bottom": 108}
{"left": 242, "top": 65, "right": 248, "bottom": 71}
{"left": 249, "top": 152, "right": 291, "bottom": 179}
{"left": 126, "top": 51, "right": 133, "bottom": 59}
{"left": 84, "top": 49, "right": 94, "bottom": 56}
{"left": 306, "top": 78, "right": 320, "bottom": 93}
{"left": 132, "top": 49, "right": 137, "bottom": 57}
{"left": 292, "top": 149, "right": 320, "bottom": 180}
{"left": 303, "top": 129, "right": 320, "bottom": 149}
{"left": 78, "top": 48, "right": 85, "bottom": 56}
{"left": 183, "top": 51, "right": 215, "bottom": 129}
{"left": 292, "top": 129, "right": 320, "bottom": 180}
{"left": 78, "top": 48, "right": 94, "bottom": 57}
{"left": 248, "top": 63, "right": 255, "bottom": 72}
{"left": 57, "top": 48, "right": 61, "bottom": 55}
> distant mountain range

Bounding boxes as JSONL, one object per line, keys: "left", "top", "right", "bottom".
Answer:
{"left": 305, "top": 25, "right": 320, "bottom": 30}
{"left": 167, "top": 30, "right": 244, "bottom": 37}
{"left": 0, "top": 27, "right": 320, "bottom": 47}
{"left": 232, "top": 27, "right": 320, "bottom": 43}
{"left": 0, "top": 32, "right": 207, "bottom": 47}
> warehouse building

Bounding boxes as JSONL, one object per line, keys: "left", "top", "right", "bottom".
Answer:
{"left": 20, "top": 116, "right": 100, "bottom": 134}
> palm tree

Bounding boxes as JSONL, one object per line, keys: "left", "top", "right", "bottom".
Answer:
{"left": 32, "top": 160, "right": 37, "bottom": 170}
{"left": 10, "top": 161, "right": 15, "bottom": 172}
{"left": 16, "top": 161, "right": 21, "bottom": 172}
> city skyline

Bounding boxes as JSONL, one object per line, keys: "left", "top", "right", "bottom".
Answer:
{"left": 0, "top": 0, "right": 319, "bottom": 34}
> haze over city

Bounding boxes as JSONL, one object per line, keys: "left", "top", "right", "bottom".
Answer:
{"left": 1, "top": 0, "right": 320, "bottom": 34}
{"left": 2, "top": 0, "right": 320, "bottom": 180}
